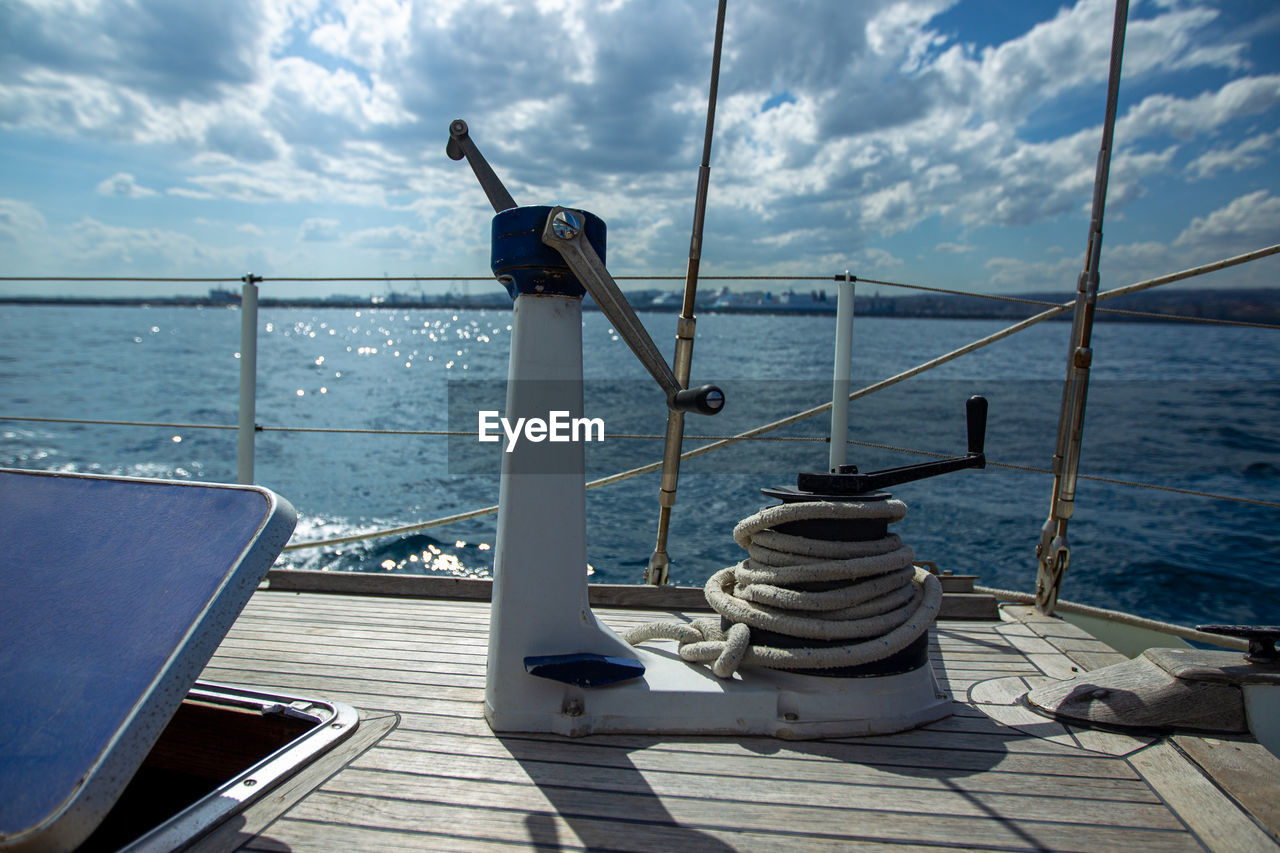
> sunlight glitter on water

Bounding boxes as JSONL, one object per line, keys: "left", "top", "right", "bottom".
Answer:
{"left": 281, "top": 513, "right": 495, "bottom": 579}
{"left": 5, "top": 305, "right": 1279, "bottom": 629}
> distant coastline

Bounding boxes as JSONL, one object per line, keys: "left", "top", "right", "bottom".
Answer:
{"left": 2, "top": 286, "right": 1278, "bottom": 324}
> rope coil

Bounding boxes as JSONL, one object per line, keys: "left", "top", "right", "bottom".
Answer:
{"left": 623, "top": 500, "right": 942, "bottom": 678}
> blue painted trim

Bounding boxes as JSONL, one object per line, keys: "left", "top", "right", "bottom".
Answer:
{"left": 524, "top": 653, "right": 645, "bottom": 688}
{"left": 490, "top": 205, "right": 606, "bottom": 299}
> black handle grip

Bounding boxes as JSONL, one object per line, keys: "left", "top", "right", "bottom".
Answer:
{"left": 446, "top": 119, "right": 468, "bottom": 160}
{"left": 671, "top": 384, "right": 725, "bottom": 415}
{"left": 967, "top": 395, "right": 987, "bottom": 456}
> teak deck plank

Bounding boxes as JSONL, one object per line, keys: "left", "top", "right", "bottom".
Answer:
{"left": 198, "top": 590, "right": 1278, "bottom": 852}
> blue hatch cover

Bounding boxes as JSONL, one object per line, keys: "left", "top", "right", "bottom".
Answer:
{"left": 0, "top": 469, "right": 296, "bottom": 852}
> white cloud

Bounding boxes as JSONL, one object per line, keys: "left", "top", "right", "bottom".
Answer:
{"left": 268, "top": 56, "right": 411, "bottom": 133}
{"left": 1173, "top": 190, "right": 1280, "bottom": 254}
{"left": 1120, "top": 75, "right": 1280, "bottom": 141}
{"left": 0, "top": 70, "right": 155, "bottom": 141}
{"left": 965, "top": 0, "right": 1114, "bottom": 119}
{"left": 1103, "top": 240, "right": 1181, "bottom": 287}
{"left": 982, "top": 254, "right": 1079, "bottom": 293}
{"left": 957, "top": 0, "right": 1236, "bottom": 122}
{"left": 1186, "top": 131, "right": 1277, "bottom": 179}
{"left": 0, "top": 0, "right": 1277, "bottom": 287}
{"left": 857, "top": 247, "right": 904, "bottom": 271}
{"left": 0, "top": 198, "right": 47, "bottom": 242}
{"left": 300, "top": 217, "right": 342, "bottom": 242}
{"left": 166, "top": 187, "right": 218, "bottom": 200}
{"left": 96, "top": 172, "right": 157, "bottom": 198}
{"left": 309, "top": 0, "right": 412, "bottom": 72}
{"left": 346, "top": 224, "right": 422, "bottom": 250}
{"left": 699, "top": 0, "right": 1270, "bottom": 264}
{"left": 1, "top": 0, "right": 263, "bottom": 101}
{"left": 861, "top": 181, "right": 924, "bottom": 236}
{"left": 66, "top": 217, "right": 265, "bottom": 273}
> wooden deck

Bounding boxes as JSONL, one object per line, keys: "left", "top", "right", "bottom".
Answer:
{"left": 195, "top": 591, "right": 1280, "bottom": 852}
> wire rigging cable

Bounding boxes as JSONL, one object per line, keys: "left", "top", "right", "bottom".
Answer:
{"left": 2, "top": 244, "right": 1275, "bottom": 328}
{"left": 3, "top": 244, "right": 1277, "bottom": 550}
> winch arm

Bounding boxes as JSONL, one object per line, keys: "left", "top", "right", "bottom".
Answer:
{"left": 794, "top": 396, "right": 987, "bottom": 496}
{"left": 446, "top": 119, "right": 518, "bottom": 214}
{"left": 541, "top": 206, "right": 724, "bottom": 416}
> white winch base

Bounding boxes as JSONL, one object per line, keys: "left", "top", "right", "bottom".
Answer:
{"left": 484, "top": 292, "right": 951, "bottom": 738}
{"left": 487, "top": 642, "right": 951, "bottom": 739}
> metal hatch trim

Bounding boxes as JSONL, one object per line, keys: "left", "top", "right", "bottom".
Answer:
{"left": 119, "top": 681, "right": 359, "bottom": 853}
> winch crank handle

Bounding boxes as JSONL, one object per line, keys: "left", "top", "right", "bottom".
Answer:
{"left": 967, "top": 395, "right": 988, "bottom": 458}
{"left": 446, "top": 119, "right": 518, "bottom": 214}
{"left": 796, "top": 395, "right": 987, "bottom": 495}
{"left": 541, "top": 206, "right": 724, "bottom": 416}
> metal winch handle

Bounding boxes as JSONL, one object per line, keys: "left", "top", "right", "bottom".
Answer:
{"left": 795, "top": 396, "right": 987, "bottom": 495}
{"left": 446, "top": 119, "right": 518, "bottom": 214}
{"left": 541, "top": 206, "right": 724, "bottom": 415}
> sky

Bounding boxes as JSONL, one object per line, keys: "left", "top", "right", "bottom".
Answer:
{"left": 1, "top": 0, "right": 1278, "bottom": 299}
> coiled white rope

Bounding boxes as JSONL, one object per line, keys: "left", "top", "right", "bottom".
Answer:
{"left": 623, "top": 500, "right": 942, "bottom": 678}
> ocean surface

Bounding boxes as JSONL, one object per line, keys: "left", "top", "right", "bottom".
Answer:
{"left": 2, "top": 303, "right": 1277, "bottom": 629}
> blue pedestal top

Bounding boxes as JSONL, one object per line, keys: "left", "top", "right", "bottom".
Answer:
{"left": 490, "top": 205, "right": 606, "bottom": 299}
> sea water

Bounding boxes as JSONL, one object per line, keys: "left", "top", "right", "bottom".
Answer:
{"left": 1, "top": 303, "right": 1276, "bottom": 628}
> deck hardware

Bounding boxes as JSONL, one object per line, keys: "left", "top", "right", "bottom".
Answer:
{"left": 829, "top": 271, "right": 856, "bottom": 472}
{"left": 540, "top": 205, "right": 725, "bottom": 416}
{"left": 445, "top": 119, "right": 517, "bottom": 213}
{"left": 550, "top": 209, "right": 582, "bottom": 240}
{"left": 648, "top": 0, "right": 730, "bottom": 586}
{"left": 625, "top": 397, "right": 986, "bottom": 683}
{"left": 646, "top": 396, "right": 987, "bottom": 679}
{"left": 1036, "top": 0, "right": 1129, "bottom": 615}
{"left": 525, "top": 653, "right": 646, "bottom": 688}
{"left": 455, "top": 117, "right": 948, "bottom": 736}
{"left": 770, "top": 396, "right": 987, "bottom": 500}
{"left": 0, "top": 472, "right": 368, "bottom": 851}
{"left": 237, "top": 274, "right": 262, "bottom": 484}
{"left": 1197, "top": 625, "right": 1280, "bottom": 664}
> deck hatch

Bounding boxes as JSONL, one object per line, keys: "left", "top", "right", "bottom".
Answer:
{"left": 81, "top": 681, "right": 357, "bottom": 853}
{"left": 0, "top": 469, "right": 298, "bottom": 852}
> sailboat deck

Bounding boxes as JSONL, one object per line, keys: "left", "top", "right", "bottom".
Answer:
{"left": 197, "top": 589, "right": 1279, "bottom": 852}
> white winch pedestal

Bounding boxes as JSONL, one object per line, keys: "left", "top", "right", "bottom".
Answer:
{"left": 484, "top": 278, "right": 949, "bottom": 739}
{"left": 447, "top": 121, "right": 952, "bottom": 736}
